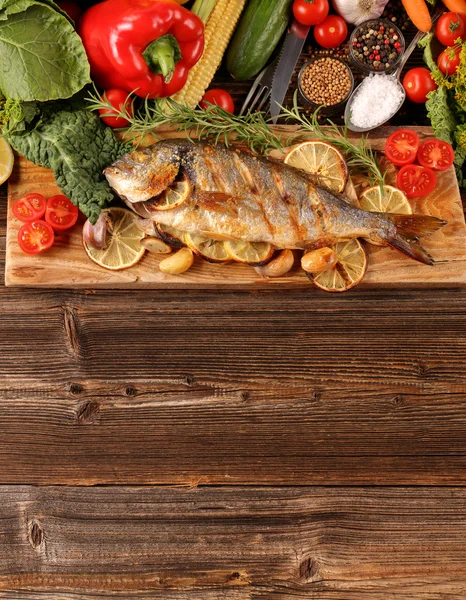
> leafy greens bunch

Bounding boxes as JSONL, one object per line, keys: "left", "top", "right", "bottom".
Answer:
{"left": 0, "top": 0, "right": 128, "bottom": 223}
{"left": 419, "top": 33, "right": 466, "bottom": 186}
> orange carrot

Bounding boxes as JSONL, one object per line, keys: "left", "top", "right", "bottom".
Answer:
{"left": 442, "top": 0, "right": 466, "bottom": 16}
{"left": 401, "top": 0, "right": 432, "bottom": 32}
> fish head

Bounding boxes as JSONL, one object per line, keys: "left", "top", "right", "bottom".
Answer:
{"left": 104, "top": 142, "right": 182, "bottom": 204}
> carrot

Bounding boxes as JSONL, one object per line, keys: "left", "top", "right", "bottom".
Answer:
{"left": 442, "top": 0, "right": 466, "bottom": 16}
{"left": 401, "top": 0, "right": 432, "bottom": 32}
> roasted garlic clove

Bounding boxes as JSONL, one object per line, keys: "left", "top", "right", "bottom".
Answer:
{"left": 159, "top": 247, "right": 194, "bottom": 274}
{"left": 301, "top": 247, "right": 337, "bottom": 273}
{"left": 255, "top": 249, "right": 294, "bottom": 278}
{"left": 141, "top": 237, "right": 172, "bottom": 254}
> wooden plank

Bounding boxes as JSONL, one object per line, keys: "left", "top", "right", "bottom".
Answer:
{"left": 1, "top": 285, "right": 466, "bottom": 485}
{"left": 0, "top": 486, "right": 465, "bottom": 598}
{"left": 5, "top": 127, "right": 466, "bottom": 288}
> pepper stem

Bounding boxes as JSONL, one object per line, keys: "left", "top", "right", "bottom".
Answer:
{"left": 143, "top": 34, "right": 182, "bottom": 84}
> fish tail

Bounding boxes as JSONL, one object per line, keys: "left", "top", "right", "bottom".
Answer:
{"left": 379, "top": 213, "right": 446, "bottom": 266}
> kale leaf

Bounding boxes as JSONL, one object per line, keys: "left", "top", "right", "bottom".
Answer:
{"left": 6, "top": 101, "right": 129, "bottom": 223}
{"left": 0, "top": 2, "right": 90, "bottom": 101}
{"left": 425, "top": 87, "right": 457, "bottom": 144}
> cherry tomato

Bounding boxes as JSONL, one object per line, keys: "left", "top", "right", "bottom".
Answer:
{"left": 98, "top": 89, "right": 133, "bottom": 128}
{"left": 314, "top": 15, "right": 348, "bottom": 48}
{"left": 200, "top": 89, "right": 235, "bottom": 113}
{"left": 396, "top": 164, "right": 437, "bottom": 198}
{"left": 417, "top": 138, "right": 455, "bottom": 171}
{"left": 437, "top": 46, "right": 461, "bottom": 76}
{"left": 436, "top": 12, "right": 466, "bottom": 46}
{"left": 56, "top": 1, "right": 82, "bottom": 24}
{"left": 12, "top": 193, "right": 46, "bottom": 222}
{"left": 18, "top": 220, "right": 55, "bottom": 255}
{"left": 293, "top": 0, "right": 329, "bottom": 26}
{"left": 402, "top": 68, "right": 437, "bottom": 104}
{"left": 385, "top": 129, "right": 420, "bottom": 166}
{"left": 45, "top": 195, "right": 79, "bottom": 231}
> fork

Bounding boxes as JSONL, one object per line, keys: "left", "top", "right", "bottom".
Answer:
{"left": 239, "top": 58, "right": 278, "bottom": 116}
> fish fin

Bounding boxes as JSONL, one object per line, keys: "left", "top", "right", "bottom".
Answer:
{"left": 380, "top": 213, "right": 446, "bottom": 266}
{"left": 381, "top": 213, "right": 447, "bottom": 240}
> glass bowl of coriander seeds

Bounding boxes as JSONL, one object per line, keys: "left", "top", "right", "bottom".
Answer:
{"left": 298, "top": 56, "right": 354, "bottom": 115}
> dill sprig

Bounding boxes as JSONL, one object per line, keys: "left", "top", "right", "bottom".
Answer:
{"left": 279, "top": 93, "right": 385, "bottom": 186}
{"left": 86, "top": 88, "right": 291, "bottom": 155}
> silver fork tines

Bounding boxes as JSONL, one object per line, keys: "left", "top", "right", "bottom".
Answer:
{"left": 239, "top": 58, "right": 278, "bottom": 116}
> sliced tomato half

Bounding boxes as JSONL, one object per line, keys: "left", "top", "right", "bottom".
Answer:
{"left": 18, "top": 220, "right": 55, "bottom": 255}
{"left": 45, "top": 194, "right": 79, "bottom": 231}
{"left": 417, "top": 138, "right": 455, "bottom": 171}
{"left": 385, "top": 129, "right": 420, "bottom": 166}
{"left": 12, "top": 193, "right": 46, "bottom": 222}
{"left": 396, "top": 164, "right": 437, "bottom": 198}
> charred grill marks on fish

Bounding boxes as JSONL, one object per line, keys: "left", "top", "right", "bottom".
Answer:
{"left": 104, "top": 139, "right": 446, "bottom": 265}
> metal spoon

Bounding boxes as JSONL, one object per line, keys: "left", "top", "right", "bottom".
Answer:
{"left": 345, "top": 13, "right": 442, "bottom": 133}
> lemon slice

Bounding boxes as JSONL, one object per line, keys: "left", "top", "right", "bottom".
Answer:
{"left": 153, "top": 175, "right": 191, "bottom": 210}
{"left": 284, "top": 141, "right": 348, "bottom": 193}
{"left": 184, "top": 232, "right": 230, "bottom": 263}
{"left": 83, "top": 207, "right": 145, "bottom": 270}
{"left": 359, "top": 185, "right": 412, "bottom": 214}
{"left": 0, "top": 138, "right": 14, "bottom": 184}
{"left": 308, "top": 239, "right": 367, "bottom": 292}
{"left": 224, "top": 240, "right": 275, "bottom": 265}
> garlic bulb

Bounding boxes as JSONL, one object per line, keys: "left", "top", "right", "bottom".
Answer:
{"left": 332, "top": 0, "right": 389, "bottom": 25}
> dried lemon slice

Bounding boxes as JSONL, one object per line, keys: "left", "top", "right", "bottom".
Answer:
{"left": 184, "top": 232, "right": 231, "bottom": 263}
{"left": 284, "top": 140, "right": 348, "bottom": 193}
{"left": 83, "top": 207, "right": 145, "bottom": 270}
{"left": 359, "top": 184, "right": 412, "bottom": 214}
{"left": 153, "top": 175, "right": 191, "bottom": 210}
{"left": 224, "top": 240, "right": 275, "bottom": 265}
{"left": 307, "top": 239, "right": 367, "bottom": 292}
{"left": 0, "top": 138, "right": 14, "bottom": 185}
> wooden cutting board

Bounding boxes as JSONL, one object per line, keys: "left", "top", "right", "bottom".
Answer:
{"left": 5, "top": 127, "right": 466, "bottom": 288}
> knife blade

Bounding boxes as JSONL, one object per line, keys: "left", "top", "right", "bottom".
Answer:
{"left": 269, "top": 20, "right": 310, "bottom": 123}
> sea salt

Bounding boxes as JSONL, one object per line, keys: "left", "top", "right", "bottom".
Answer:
{"left": 349, "top": 73, "right": 405, "bottom": 129}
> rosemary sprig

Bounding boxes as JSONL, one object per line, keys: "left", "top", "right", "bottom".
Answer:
{"left": 86, "top": 88, "right": 291, "bottom": 155}
{"left": 86, "top": 88, "right": 384, "bottom": 186}
{"left": 279, "top": 93, "right": 385, "bottom": 186}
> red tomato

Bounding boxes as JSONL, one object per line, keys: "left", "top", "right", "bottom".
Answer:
{"left": 417, "top": 138, "right": 455, "bottom": 171}
{"left": 436, "top": 12, "right": 466, "bottom": 46}
{"left": 98, "top": 89, "right": 133, "bottom": 128}
{"left": 200, "top": 89, "right": 235, "bottom": 113}
{"left": 437, "top": 46, "right": 461, "bottom": 76}
{"left": 56, "top": 1, "right": 82, "bottom": 24}
{"left": 293, "top": 0, "right": 329, "bottom": 26}
{"left": 402, "top": 68, "right": 437, "bottom": 104}
{"left": 396, "top": 164, "right": 437, "bottom": 198}
{"left": 45, "top": 195, "right": 79, "bottom": 231}
{"left": 314, "top": 15, "right": 348, "bottom": 48}
{"left": 384, "top": 129, "right": 420, "bottom": 166}
{"left": 12, "top": 193, "right": 46, "bottom": 222}
{"left": 18, "top": 220, "right": 55, "bottom": 255}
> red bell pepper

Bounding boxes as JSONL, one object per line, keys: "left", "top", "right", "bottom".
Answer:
{"left": 79, "top": 0, "right": 204, "bottom": 98}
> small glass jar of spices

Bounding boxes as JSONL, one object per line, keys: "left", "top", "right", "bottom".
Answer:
{"left": 349, "top": 19, "right": 405, "bottom": 75}
{"left": 298, "top": 56, "right": 354, "bottom": 116}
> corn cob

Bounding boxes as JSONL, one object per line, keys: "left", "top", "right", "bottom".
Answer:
{"left": 172, "top": 0, "right": 246, "bottom": 108}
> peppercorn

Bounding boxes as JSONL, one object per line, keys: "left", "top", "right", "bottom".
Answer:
{"left": 351, "top": 19, "right": 404, "bottom": 72}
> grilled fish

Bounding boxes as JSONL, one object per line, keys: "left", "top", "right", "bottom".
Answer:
{"left": 104, "top": 139, "right": 445, "bottom": 264}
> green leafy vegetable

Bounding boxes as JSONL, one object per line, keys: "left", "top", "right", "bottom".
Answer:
{"left": 425, "top": 87, "right": 457, "bottom": 144}
{"left": 5, "top": 101, "right": 129, "bottom": 223}
{"left": 0, "top": 2, "right": 90, "bottom": 101}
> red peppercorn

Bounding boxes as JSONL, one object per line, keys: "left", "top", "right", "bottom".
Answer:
{"left": 384, "top": 39, "right": 390, "bottom": 44}
{"left": 394, "top": 41, "right": 401, "bottom": 49}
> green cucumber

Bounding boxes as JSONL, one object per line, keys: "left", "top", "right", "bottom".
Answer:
{"left": 225, "top": 0, "right": 293, "bottom": 81}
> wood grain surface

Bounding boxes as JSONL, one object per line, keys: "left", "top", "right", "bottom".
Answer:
{"left": 1, "top": 486, "right": 466, "bottom": 598}
{"left": 6, "top": 127, "right": 466, "bottom": 288}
